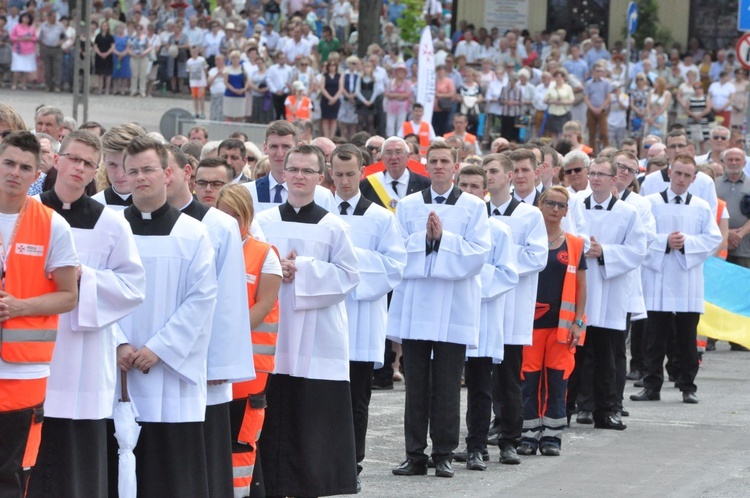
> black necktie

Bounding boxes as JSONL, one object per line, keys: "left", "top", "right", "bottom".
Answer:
{"left": 391, "top": 180, "right": 400, "bottom": 197}
{"left": 520, "top": 199, "right": 526, "bottom": 203}
{"left": 675, "top": 195, "right": 682, "bottom": 204}
{"left": 594, "top": 205, "right": 603, "bottom": 210}
{"left": 339, "top": 201, "right": 350, "bottom": 215}
{"left": 493, "top": 208, "right": 501, "bottom": 215}
{"left": 273, "top": 184, "right": 284, "bottom": 203}
{"left": 435, "top": 196, "right": 446, "bottom": 204}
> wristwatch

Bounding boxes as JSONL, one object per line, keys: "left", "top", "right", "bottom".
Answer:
{"left": 574, "top": 319, "right": 585, "bottom": 328}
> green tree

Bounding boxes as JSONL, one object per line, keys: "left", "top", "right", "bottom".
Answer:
{"left": 622, "top": 0, "right": 672, "bottom": 47}
{"left": 397, "top": 0, "right": 427, "bottom": 46}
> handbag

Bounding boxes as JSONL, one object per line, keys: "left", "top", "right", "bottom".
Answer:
{"left": 437, "top": 97, "right": 453, "bottom": 111}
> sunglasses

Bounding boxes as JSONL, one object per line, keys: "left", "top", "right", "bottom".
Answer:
{"left": 247, "top": 156, "right": 256, "bottom": 161}
{"left": 711, "top": 135, "right": 728, "bottom": 141}
{"left": 564, "top": 167, "right": 584, "bottom": 175}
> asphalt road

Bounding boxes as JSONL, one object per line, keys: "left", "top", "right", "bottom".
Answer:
{"left": 360, "top": 342, "right": 750, "bottom": 498}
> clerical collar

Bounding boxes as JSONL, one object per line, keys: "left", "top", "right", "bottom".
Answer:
{"left": 279, "top": 199, "right": 327, "bottom": 224}
{"left": 40, "top": 189, "right": 104, "bottom": 229}
{"left": 46, "top": 188, "right": 86, "bottom": 211}
{"left": 133, "top": 202, "right": 171, "bottom": 220}
{"left": 335, "top": 192, "right": 361, "bottom": 210}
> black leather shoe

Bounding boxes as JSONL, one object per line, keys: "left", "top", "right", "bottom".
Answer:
{"left": 371, "top": 382, "right": 394, "bottom": 391}
{"left": 434, "top": 459, "right": 454, "bottom": 478}
{"left": 466, "top": 452, "right": 487, "bottom": 471}
{"left": 634, "top": 379, "right": 644, "bottom": 388}
{"left": 453, "top": 450, "right": 468, "bottom": 462}
{"left": 630, "top": 388, "right": 660, "bottom": 401}
{"left": 682, "top": 392, "right": 699, "bottom": 404}
{"left": 576, "top": 410, "right": 594, "bottom": 424}
{"left": 619, "top": 408, "right": 630, "bottom": 417}
{"left": 499, "top": 445, "right": 521, "bottom": 465}
{"left": 626, "top": 369, "right": 643, "bottom": 380}
{"left": 392, "top": 459, "right": 428, "bottom": 476}
{"left": 540, "top": 444, "right": 560, "bottom": 456}
{"left": 594, "top": 412, "right": 627, "bottom": 430}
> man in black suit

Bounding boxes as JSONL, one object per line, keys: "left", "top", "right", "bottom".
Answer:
{"left": 218, "top": 138, "right": 251, "bottom": 184}
{"left": 361, "top": 136, "right": 430, "bottom": 390}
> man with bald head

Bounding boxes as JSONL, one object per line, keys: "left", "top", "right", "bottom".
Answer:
{"left": 311, "top": 136, "right": 336, "bottom": 163}
{"left": 491, "top": 137, "right": 511, "bottom": 154}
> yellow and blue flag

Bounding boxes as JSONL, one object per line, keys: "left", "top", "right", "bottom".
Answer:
{"left": 697, "top": 257, "right": 750, "bottom": 350}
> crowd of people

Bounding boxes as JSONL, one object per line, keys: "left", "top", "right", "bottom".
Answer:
{"left": 1, "top": 2, "right": 750, "bottom": 498}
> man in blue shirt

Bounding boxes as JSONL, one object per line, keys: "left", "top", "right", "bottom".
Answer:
{"left": 564, "top": 45, "right": 590, "bottom": 83}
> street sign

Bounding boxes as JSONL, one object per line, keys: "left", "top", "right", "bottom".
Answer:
{"left": 736, "top": 32, "right": 750, "bottom": 70}
{"left": 739, "top": 0, "right": 750, "bottom": 31}
{"left": 627, "top": 1, "right": 639, "bottom": 35}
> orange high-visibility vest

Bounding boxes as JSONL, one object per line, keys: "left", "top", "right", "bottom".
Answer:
{"left": 555, "top": 232, "right": 586, "bottom": 345}
{"left": 0, "top": 198, "right": 58, "bottom": 366}
{"left": 285, "top": 95, "right": 312, "bottom": 121}
{"left": 232, "top": 237, "right": 279, "bottom": 400}
{"left": 444, "top": 131, "right": 477, "bottom": 144}
{"left": 717, "top": 199, "right": 728, "bottom": 260}
{"left": 403, "top": 121, "right": 430, "bottom": 156}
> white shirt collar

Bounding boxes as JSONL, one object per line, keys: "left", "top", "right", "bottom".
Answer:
{"left": 490, "top": 197, "right": 512, "bottom": 215}
{"left": 384, "top": 168, "right": 409, "bottom": 185}
{"left": 591, "top": 193, "right": 612, "bottom": 209}
{"left": 431, "top": 187, "right": 452, "bottom": 202}
{"left": 514, "top": 189, "right": 536, "bottom": 205}
{"left": 667, "top": 188, "right": 686, "bottom": 203}
{"left": 334, "top": 192, "right": 361, "bottom": 214}
{"left": 268, "top": 173, "right": 286, "bottom": 190}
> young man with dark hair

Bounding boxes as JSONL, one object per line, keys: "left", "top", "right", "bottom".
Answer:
{"left": 112, "top": 135, "right": 218, "bottom": 497}
{"left": 255, "top": 143, "right": 360, "bottom": 497}
{"left": 28, "top": 131, "right": 146, "bottom": 498}
{"left": 0, "top": 132, "right": 78, "bottom": 497}
{"left": 329, "top": 143, "right": 406, "bottom": 491}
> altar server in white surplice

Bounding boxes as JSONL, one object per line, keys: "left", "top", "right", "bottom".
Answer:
{"left": 243, "top": 120, "right": 335, "bottom": 215}
{"left": 456, "top": 165, "right": 519, "bottom": 471}
{"left": 484, "top": 153, "right": 547, "bottom": 465}
{"left": 632, "top": 155, "right": 721, "bottom": 406}
{"left": 27, "top": 131, "right": 146, "bottom": 498}
{"left": 165, "top": 146, "right": 254, "bottom": 498}
{"left": 389, "top": 141, "right": 491, "bottom": 479}
{"left": 91, "top": 123, "right": 146, "bottom": 211}
{"left": 612, "top": 150, "right": 656, "bottom": 402}
{"left": 639, "top": 129, "right": 719, "bottom": 215}
{"left": 578, "top": 157, "right": 646, "bottom": 431}
{"left": 112, "top": 136, "right": 218, "bottom": 498}
{"left": 329, "top": 143, "right": 407, "bottom": 485}
{"left": 255, "top": 144, "right": 360, "bottom": 498}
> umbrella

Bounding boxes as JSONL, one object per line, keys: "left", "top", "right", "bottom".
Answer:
{"left": 113, "top": 370, "right": 141, "bottom": 498}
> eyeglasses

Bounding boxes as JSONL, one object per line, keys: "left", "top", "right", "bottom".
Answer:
{"left": 589, "top": 171, "right": 614, "bottom": 178}
{"left": 195, "top": 180, "right": 227, "bottom": 189}
{"left": 614, "top": 162, "right": 638, "bottom": 174}
{"left": 711, "top": 135, "right": 729, "bottom": 141}
{"left": 60, "top": 153, "right": 98, "bottom": 171}
{"left": 382, "top": 150, "right": 406, "bottom": 157}
{"left": 542, "top": 200, "right": 568, "bottom": 210}
{"left": 284, "top": 167, "right": 320, "bottom": 176}
{"left": 564, "top": 167, "right": 584, "bottom": 175}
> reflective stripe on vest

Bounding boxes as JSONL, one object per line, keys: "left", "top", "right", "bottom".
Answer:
{"left": 244, "top": 237, "right": 279, "bottom": 374}
{"left": 0, "top": 198, "right": 58, "bottom": 365}
{"left": 717, "top": 199, "right": 728, "bottom": 260}
{"left": 556, "top": 232, "right": 585, "bottom": 344}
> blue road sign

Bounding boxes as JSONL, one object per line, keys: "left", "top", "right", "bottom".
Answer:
{"left": 740, "top": 0, "right": 750, "bottom": 31}
{"left": 627, "top": 1, "right": 639, "bottom": 35}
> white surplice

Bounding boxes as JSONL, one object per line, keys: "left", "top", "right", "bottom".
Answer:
{"left": 387, "top": 188, "right": 491, "bottom": 348}
{"left": 620, "top": 190, "right": 656, "bottom": 317}
{"left": 642, "top": 192, "right": 722, "bottom": 313}
{"left": 39, "top": 194, "right": 146, "bottom": 420}
{"left": 337, "top": 198, "right": 406, "bottom": 366}
{"left": 255, "top": 202, "right": 360, "bottom": 381}
{"left": 582, "top": 196, "right": 647, "bottom": 330}
{"left": 492, "top": 202, "right": 548, "bottom": 346}
{"left": 192, "top": 206, "right": 255, "bottom": 406}
{"left": 117, "top": 206, "right": 217, "bottom": 423}
{"left": 467, "top": 217, "right": 519, "bottom": 362}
